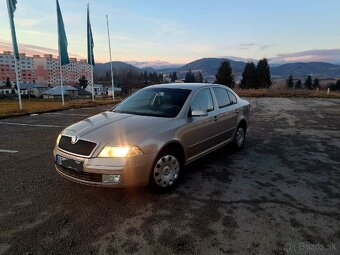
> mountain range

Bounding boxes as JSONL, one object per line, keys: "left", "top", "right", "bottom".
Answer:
{"left": 94, "top": 58, "right": 340, "bottom": 79}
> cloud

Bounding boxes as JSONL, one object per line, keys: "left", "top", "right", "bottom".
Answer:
{"left": 238, "top": 43, "right": 256, "bottom": 50}
{"left": 271, "top": 49, "right": 340, "bottom": 63}
{"left": 259, "top": 44, "right": 274, "bottom": 51}
{"left": 0, "top": 40, "right": 84, "bottom": 59}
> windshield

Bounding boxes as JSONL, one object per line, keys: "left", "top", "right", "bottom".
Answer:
{"left": 113, "top": 88, "right": 192, "bottom": 118}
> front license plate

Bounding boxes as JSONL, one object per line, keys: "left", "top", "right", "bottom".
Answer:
{"left": 56, "top": 155, "right": 83, "bottom": 172}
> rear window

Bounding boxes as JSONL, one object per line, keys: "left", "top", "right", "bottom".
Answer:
{"left": 213, "top": 87, "right": 231, "bottom": 108}
{"left": 228, "top": 91, "right": 237, "bottom": 104}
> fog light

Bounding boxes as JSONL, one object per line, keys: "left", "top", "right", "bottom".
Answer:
{"left": 102, "top": 174, "right": 121, "bottom": 183}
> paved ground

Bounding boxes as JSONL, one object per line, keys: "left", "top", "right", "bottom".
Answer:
{"left": 0, "top": 98, "right": 339, "bottom": 255}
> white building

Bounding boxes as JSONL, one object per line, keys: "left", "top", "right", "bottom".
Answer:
{"left": 0, "top": 51, "right": 35, "bottom": 86}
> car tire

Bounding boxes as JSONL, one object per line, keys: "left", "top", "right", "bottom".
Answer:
{"left": 149, "top": 148, "right": 182, "bottom": 192}
{"left": 232, "top": 125, "right": 246, "bottom": 151}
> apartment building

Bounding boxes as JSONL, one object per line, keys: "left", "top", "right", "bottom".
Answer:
{"left": 0, "top": 51, "right": 91, "bottom": 87}
{"left": 0, "top": 51, "right": 35, "bottom": 85}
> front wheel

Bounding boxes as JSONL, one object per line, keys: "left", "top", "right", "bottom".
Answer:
{"left": 150, "top": 150, "right": 182, "bottom": 191}
{"left": 232, "top": 126, "right": 246, "bottom": 151}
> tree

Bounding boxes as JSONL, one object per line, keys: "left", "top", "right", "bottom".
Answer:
{"left": 171, "top": 72, "right": 177, "bottom": 82}
{"left": 312, "top": 78, "right": 320, "bottom": 89}
{"left": 286, "top": 75, "right": 294, "bottom": 89}
{"left": 78, "top": 75, "right": 88, "bottom": 89}
{"left": 256, "top": 58, "right": 271, "bottom": 88}
{"left": 305, "top": 75, "right": 313, "bottom": 89}
{"left": 5, "top": 77, "right": 11, "bottom": 87}
{"left": 329, "top": 79, "right": 340, "bottom": 91}
{"left": 295, "top": 79, "right": 302, "bottom": 89}
{"left": 196, "top": 71, "right": 203, "bottom": 83}
{"left": 185, "top": 69, "right": 195, "bottom": 83}
{"left": 240, "top": 62, "right": 256, "bottom": 89}
{"left": 143, "top": 71, "right": 148, "bottom": 81}
{"left": 158, "top": 73, "right": 164, "bottom": 83}
{"left": 215, "top": 60, "right": 235, "bottom": 88}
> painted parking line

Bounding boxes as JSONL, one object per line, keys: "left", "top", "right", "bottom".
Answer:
{"left": 0, "top": 149, "right": 18, "bottom": 153}
{"left": 43, "top": 113, "right": 91, "bottom": 117}
{"left": 0, "top": 122, "right": 65, "bottom": 128}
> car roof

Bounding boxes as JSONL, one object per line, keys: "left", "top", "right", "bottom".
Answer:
{"left": 146, "top": 83, "right": 221, "bottom": 92}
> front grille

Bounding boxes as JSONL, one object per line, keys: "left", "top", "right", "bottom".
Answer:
{"left": 56, "top": 164, "right": 102, "bottom": 182}
{"left": 58, "top": 136, "right": 97, "bottom": 157}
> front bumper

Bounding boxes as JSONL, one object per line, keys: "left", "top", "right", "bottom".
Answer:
{"left": 53, "top": 147, "right": 156, "bottom": 187}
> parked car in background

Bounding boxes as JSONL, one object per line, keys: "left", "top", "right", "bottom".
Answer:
{"left": 54, "top": 83, "right": 250, "bottom": 191}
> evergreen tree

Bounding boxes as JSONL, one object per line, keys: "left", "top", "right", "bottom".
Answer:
{"left": 5, "top": 77, "right": 11, "bottom": 87}
{"left": 143, "top": 71, "right": 148, "bottom": 81}
{"left": 215, "top": 60, "right": 235, "bottom": 88}
{"left": 185, "top": 69, "right": 195, "bottom": 83}
{"left": 312, "top": 78, "right": 320, "bottom": 89}
{"left": 336, "top": 79, "right": 340, "bottom": 90}
{"left": 256, "top": 58, "right": 271, "bottom": 88}
{"left": 329, "top": 79, "right": 340, "bottom": 91}
{"left": 171, "top": 72, "right": 177, "bottom": 82}
{"left": 104, "top": 71, "right": 111, "bottom": 82}
{"left": 158, "top": 73, "right": 163, "bottom": 83}
{"left": 197, "top": 71, "right": 203, "bottom": 83}
{"left": 286, "top": 75, "right": 294, "bottom": 89}
{"left": 240, "top": 62, "right": 256, "bottom": 89}
{"left": 78, "top": 75, "right": 88, "bottom": 89}
{"left": 305, "top": 75, "right": 313, "bottom": 89}
{"left": 295, "top": 79, "right": 302, "bottom": 89}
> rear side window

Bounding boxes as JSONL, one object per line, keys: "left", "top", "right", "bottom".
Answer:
{"left": 213, "top": 87, "right": 231, "bottom": 108}
{"left": 228, "top": 91, "right": 237, "bottom": 104}
{"left": 191, "top": 88, "right": 214, "bottom": 112}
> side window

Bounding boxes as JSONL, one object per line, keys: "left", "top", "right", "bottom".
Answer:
{"left": 191, "top": 88, "right": 214, "bottom": 112}
{"left": 213, "top": 87, "right": 231, "bottom": 108}
{"left": 228, "top": 91, "right": 237, "bottom": 104}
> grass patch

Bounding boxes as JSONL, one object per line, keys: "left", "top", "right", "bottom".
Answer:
{"left": 234, "top": 89, "right": 340, "bottom": 98}
{"left": 0, "top": 98, "right": 121, "bottom": 118}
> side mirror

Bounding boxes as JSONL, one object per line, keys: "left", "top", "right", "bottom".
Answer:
{"left": 191, "top": 109, "right": 208, "bottom": 117}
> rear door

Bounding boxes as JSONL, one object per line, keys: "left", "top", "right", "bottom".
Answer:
{"left": 212, "top": 87, "right": 238, "bottom": 142}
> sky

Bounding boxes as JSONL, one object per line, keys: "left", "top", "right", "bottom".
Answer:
{"left": 1, "top": 0, "right": 340, "bottom": 64}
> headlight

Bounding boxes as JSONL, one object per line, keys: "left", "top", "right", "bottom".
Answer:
{"left": 56, "top": 134, "right": 62, "bottom": 146}
{"left": 98, "top": 146, "right": 143, "bottom": 158}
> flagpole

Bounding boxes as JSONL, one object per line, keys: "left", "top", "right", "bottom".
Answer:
{"left": 59, "top": 59, "right": 65, "bottom": 105}
{"left": 13, "top": 54, "right": 22, "bottom": 110}
{"left": 106, "top": 14, "right": 114, "bottom": 101}
{"left": 91, "top": 65, "right": 94, "bottom": 101}
{"left": 6, "top": 0, "right": 22, "bottom": 110}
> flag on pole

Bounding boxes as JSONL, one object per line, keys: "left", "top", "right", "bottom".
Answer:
{"left": 56, "top": 0, "right": 69, "bottom": 66}
{"left": 6, "top": 0, "right": 19, "bottom": 61}
{"left": 6, "top": 0, "right": 22, "bottom": 110}
{"left": 87, "top": 4, "right": 95, "bottom": 66}
{"left": 87, "top": 4, "right": 95, "bottom": 101}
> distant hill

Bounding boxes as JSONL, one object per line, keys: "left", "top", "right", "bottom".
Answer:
{"left": 271, "top": 62, "right": 340, "bottom": 77}
{"left": 127, "top": 61, "right": 181, "bottom": 70}
{"left": 94, "top": 59, "right": 340, "bottom": 79}
{"left": 176, "top": 58, "right": 246, "bottom": 75}
{"left": 94, "top": 61, "right": 142, "bottom": 77}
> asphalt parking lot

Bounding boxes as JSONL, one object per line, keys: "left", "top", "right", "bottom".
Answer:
{"left": 0, "top": 98, "right": 339, "bottom": 255}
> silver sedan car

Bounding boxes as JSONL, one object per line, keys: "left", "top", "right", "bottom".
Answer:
{"left": 54, "top": 83, "right": 250, "bottom": 191}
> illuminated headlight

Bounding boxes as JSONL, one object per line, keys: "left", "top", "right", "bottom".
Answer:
{"left": 56, "top": 134, "right": 62, "bottom": 146}
{"left": 98, "top": 146, "right": 143, "bottom": 158}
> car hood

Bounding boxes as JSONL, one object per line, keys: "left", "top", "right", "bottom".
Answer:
{"left": 63, "top": 111, "right": 172, "bottom": 146}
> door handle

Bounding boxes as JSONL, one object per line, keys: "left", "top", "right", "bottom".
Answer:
{"left": 235, "top": 109, "right": 239, "bottom": 113}
{"left": 214, "top": 116, "right": 219, "bottom": 121}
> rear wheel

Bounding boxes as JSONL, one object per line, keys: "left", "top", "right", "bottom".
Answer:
{"left": 233, "top": 125, "right": 246, "bottom": 151}
{"left": 150, "top": 149, "right": 182, "bottom": 191}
